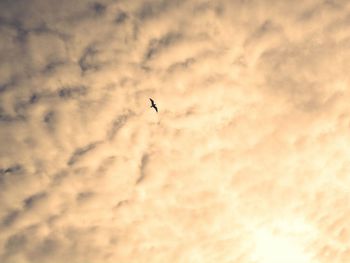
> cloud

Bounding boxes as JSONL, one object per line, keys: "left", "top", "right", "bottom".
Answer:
{"left": 1, "top": 0, "right": 350, "bottom": 262}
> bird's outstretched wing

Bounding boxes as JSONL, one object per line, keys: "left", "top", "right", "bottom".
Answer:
{"left": 149, "top": 98, "right": 158, "bottom": 112}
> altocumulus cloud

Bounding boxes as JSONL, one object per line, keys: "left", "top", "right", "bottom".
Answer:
{"left": 1, "top": 0, "right": 350, "bottom": 262}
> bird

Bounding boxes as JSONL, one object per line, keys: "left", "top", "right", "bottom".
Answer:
{"left": 149, "top": 98, "right": 158, "bottom": 112}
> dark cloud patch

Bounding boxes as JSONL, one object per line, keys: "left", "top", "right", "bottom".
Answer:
{"left": 136, "top": 154, "right": 149, "bottom": 184}
{"left": 1, "top": 210, "right": 20, "bottom": 227}
{"left": 138, "top": 2, "right": 160, "bottom": 20}
{"left": 14, "top": 92, "right": 48, "bottom": 115}
{"left": 115, "top": 11, "right": 128, "bottom": 24}
{"left": 51, "top": 170, "right": 68, "bottom": 186}
{"left": 0, "top": 113, "right": 25, "bottom": 122}
{"left": 29, "top": 93, "right": 39, "bottom": 104}
{"left": 4, "top": 233, "right": 27, "bottom": 255}
{"left": 114, "top": 199, "right": 129, "bottom": 209}
{"left": 13, "top": 100, "right": 28, "bottom": 115}
{"left": 78, "top": 45, "right": 99, "bottom": 73}
{"left": 29, "top": 24, "right": 71, "bottom": 49}
{"left": 138, "top": 0, "right": 181, "bottom": 20}
{"left": 0, "top": 164, "right": 23, "bottom": 176}
{"left": 244, "top": 20, "right": 281, "bottom": 46}
{"left": 167, "top": 57, "right": 195, "bottom": 72}
{"left": 0, "top": 83, "right": 8, "bottom": 93}
{"left": 91, "top": 2, "right": 107, "bottom": 16}
{"left": 0, "top": 13, "right": 69, "bottom": 42}
{"left": 23, "top": 192, "right": 47, "bottom": 209}
{"left": 95, "top": 156, "right": 116, "bottom": 177}
{"left": 43, "top": 60, "right": 67, "bottom": 74}
{"left": 43, "top": 110, "right": 55, "bottom": 125}
{"left": 0, "top": 165, "right": 24, "bottom": 190}
{"left": 0, "top": 78, "right": 16, "bottom": 94}
{"left": 107, "top": 114, "right": 130, "bottom": 140}
{"left": 67, "top": 141, "right": 101, "bottom": 166}
{"left": 29, "top": 237, "right": 62, "bottom": 260}
{"left": 76, "top": 191, "right": 95, "bottom": 202}
{"left": 0, "top": 16, "right": 18, "bottom": 27}
{"left": 58, "top": 85, "right": 87, "bottom": 99}
{"left": 0, "top": 16, "right": 28, "bottom": 43}
{"left": 16, "top": 26, "right": 29, "bottom": 44}
{"left": 109, "top": 236, "right": 118, "bottom": 245}
{"left": 144, "top": 32, "right": 182, "bottom": 61}
{"left": 298, "top": 1, "right": 341, "bottom": 22}
{"left": 14, "top": 94, "right": 45, "bottom": 116}
{"left": 31, "top": 23, "right": 60, "bottom": 36}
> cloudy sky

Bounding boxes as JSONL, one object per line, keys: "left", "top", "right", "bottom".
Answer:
{"left": 1, "top": 0, "right": 350, "bottom": 262}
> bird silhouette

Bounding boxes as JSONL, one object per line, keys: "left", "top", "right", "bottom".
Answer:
{"left": 149, "top": 98, "right": 158, "bottom": 112}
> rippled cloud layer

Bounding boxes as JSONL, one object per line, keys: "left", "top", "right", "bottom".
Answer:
{"left": 1, "top": 0, "right": 350, "bottom": 262}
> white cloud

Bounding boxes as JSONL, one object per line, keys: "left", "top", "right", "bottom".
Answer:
{"left": 1, "top": 0, "right": 350, "bottom": 262}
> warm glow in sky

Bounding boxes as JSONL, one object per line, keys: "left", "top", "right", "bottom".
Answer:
{"left": 1, "top": 0, "right": 350, "bottom": 262}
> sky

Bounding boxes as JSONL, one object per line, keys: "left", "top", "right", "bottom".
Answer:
{"left": 1, "top": 0, "right": 350, "bottom": 262}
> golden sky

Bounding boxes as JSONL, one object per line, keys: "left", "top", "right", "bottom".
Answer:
{"left": 1, "top": 0, "right": 350, "bottom": 262}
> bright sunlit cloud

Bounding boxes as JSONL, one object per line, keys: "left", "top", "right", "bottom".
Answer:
{"left": 1, "top": 0, "right": 350, "bottom": 262}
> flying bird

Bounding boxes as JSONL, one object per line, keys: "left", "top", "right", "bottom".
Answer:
{"left": 149, "top": 98, "right": 158, "bottom": 112}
